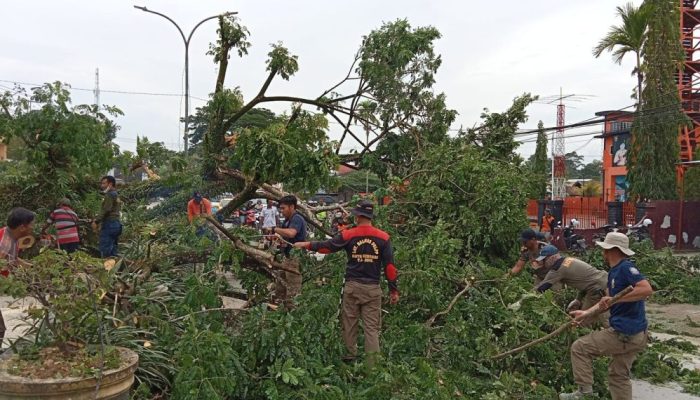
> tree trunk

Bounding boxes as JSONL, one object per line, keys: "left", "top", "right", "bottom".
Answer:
{"left": 636, "top": 52, "right": 643, "bottom": 109}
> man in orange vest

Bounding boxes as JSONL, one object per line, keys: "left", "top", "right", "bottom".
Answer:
{"left": 541, "top": 208, "right": 556, "bottom": 241}
{"left": 187, "top": 192, "right": 212, "bottom": 223}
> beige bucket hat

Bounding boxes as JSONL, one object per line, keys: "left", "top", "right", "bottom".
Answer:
{"left": 595, "top": 232, "right": 635, "bottom": 256}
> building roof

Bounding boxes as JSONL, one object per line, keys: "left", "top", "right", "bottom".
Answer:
{"left": 594, "top": 110, "right": 634, "bottom": 118}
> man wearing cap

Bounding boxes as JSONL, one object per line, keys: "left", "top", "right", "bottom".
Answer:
{"left": 294, "top": 200, "right": 399, "bottom": 364}
{"left": 510, "top": 229, "right": 559, "bottom": 289}
{"left": 42, "top": 198, "right": 81, "bottom": 253}
{"left": 560, "top": 233, "right": 653, "bottom": 400}
{"left": 534, "top": 245, "right": 608, "bottom": 326}
{"left": 187, "top": 192, "right": 212, "bottom": 224}
{"left": 271, "top": 195, "right": 307, "bottom": 305}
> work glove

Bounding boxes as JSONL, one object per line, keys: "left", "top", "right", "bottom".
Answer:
{"left": 566, "top": 299, "right": 582, "bottom": 313}
{"left": 390, "top": 291, "right": 399, "bottom": 305}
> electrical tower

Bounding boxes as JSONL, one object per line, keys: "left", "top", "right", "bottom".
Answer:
{"left": 552, "top": 89, "right": 567, "bottom": 200}
{"left": 93, "top": 68, "right": 100, "bottom": 109}
{"left": 679, "top": 0, "right": 699, "bottom": 162}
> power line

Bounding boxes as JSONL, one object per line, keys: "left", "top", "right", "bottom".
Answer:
{"left": 0, "top": 79, "right": 208, "bottom": 102}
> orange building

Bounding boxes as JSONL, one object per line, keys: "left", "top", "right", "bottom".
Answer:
{"left": 595, "top": 110, "right": 634, "bottom": 202}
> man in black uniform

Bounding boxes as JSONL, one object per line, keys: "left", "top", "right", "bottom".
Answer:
{"left": 294, "top": 200, "right": 399, "bottom": 363}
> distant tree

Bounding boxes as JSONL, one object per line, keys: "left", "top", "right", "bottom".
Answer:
{"left": 593, "top": 2, "right": 650, "bottom": 105}
{"left": 564, "top": 151, "right": 585, "bottom": 178}
{"left": 531, "top": 120, "right": 548, "bottom": 198}
{"left": 578, "top": 159, "right": 603, "bottom": 180}
{"left": 628, "top": 0, "right": 686, "bottom": 200}
{"left": 582, "top": 180, "right": 603, "bottom": 197}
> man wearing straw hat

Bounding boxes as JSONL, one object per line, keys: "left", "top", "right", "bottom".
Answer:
{"left": 560, "top": 232, "right": 653, "bottom": 400}
{"left": 294, "top": 200, "right": 399, "bottom": 364}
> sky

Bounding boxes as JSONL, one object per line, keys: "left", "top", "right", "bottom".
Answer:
{"left": 0, "top": 0, "right": 643, "bottom": 162}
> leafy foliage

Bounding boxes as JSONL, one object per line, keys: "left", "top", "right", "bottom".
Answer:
{"left": 628, "top": 0, "right": 686, "bottom": 200}
{"left": 593, "top": 2, "right": 649, "bottom": 101}
{"left": 231, "top": 110, "right": 338, "bottom": 193}
{"left": 0, "top": 82, "right": 120, "bottom": 215}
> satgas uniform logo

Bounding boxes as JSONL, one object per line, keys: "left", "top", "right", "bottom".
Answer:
{"left": 351, "top": 238, "right": 380, "bottom": 263}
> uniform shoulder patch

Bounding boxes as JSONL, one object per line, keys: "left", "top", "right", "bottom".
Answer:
{"left": 562, "top": 258, "right": 574, "bottom": 268}
{"left": 629, "top": 267, "right": 640, "bottom": 275}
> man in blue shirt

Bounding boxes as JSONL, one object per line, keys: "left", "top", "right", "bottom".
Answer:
{"left": 560, "top": 232, "right": 653, "bottom": 400}
{"left": 270, "top": 195, "right": 307, "bottom": 306}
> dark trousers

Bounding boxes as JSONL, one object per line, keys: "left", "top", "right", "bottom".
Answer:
{"left": 0, "top": 308, "right": 5, "bottom": 345}
{"left": 99, "top": 220, "right": 122, "bottom": 258}
{"left": 59, "top": 242, "right": 80, "bottom": 254}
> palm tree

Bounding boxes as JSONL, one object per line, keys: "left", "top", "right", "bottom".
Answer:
{"left": 593, "top": 2, "right": 650, "bottom": 107}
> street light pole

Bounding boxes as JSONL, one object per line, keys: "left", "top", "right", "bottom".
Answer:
{"left": 133, "top": 6, "right": 237, "bottom": 153}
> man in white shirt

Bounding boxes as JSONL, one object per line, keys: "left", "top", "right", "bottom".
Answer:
{"left": 261, "top": 200, "right": 280, "bottom": 247}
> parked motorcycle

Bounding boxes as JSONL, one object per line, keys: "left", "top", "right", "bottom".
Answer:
{"left": 627, "top": 218, "right": 652, "bottom": 243}
{"left": 592, "top": 223, "right": 618, "bottom": 242}
{"left": 563, "top": 219, "right": 587, "bottom": 254}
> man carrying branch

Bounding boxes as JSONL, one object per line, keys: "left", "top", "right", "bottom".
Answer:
{"left": 294, "top": 200, "right": 399, "bottom": 364}
{"left": 560, "top": 233, "right": 653, "bottom": 400}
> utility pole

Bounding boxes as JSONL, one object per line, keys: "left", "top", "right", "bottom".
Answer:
{"left": 133, "top": 6, "right": 237, "bottom": 153}
{"left": 93, "top": 68, "right": 100, "bottom": 110}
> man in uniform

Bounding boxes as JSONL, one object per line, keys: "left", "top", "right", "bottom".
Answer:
{"left": 560, "top": 232, "right": 653, "bottom": 400}
{"left": 294, "top": 200, "right": 399, "bottom": 364}
{"left": 92, "top": 176, "right": 122, "bottom": 258}
{"left": 534, "top": 245, "right": 608, "bottom": 326}
{"left": 0, "top": 208, "right": 35, "bottom": 346}
{"left": 510, "top": 229, "right": 559, "bottom": 289}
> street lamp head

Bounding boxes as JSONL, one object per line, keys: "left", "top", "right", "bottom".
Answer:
{"left": 222, "top": 11, "right": 238, "bottom": 16}
{"left": 133, "top": 5, "right": 148, "bottom": 11}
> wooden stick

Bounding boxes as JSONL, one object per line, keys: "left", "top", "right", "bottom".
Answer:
{"left": 491, "top": 286, "right": 634, "bottom": 360}
{"left": 426, "top": 281, "right": 472, "bottom": 327}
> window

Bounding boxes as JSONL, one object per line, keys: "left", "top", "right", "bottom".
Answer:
{"left": 610, "top": 121, "right": 632, "bottom": 133}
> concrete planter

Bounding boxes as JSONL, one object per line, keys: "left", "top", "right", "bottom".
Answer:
{"left": 0, "top": 346, "right": 138, "bottom": 400}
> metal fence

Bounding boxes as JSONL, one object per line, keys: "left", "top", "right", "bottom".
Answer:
{"left": 527, "top": 198, "right": 637, "bottom": 230}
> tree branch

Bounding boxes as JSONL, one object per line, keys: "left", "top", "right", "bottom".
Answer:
{"left": 425, "top": 281, "right": 472, "bottom": 327}
{"left": 491, "top": 286, "right": 634, "bottom": 360}
{"left": 205, "top": 214, "right": 301, "bottom": 276}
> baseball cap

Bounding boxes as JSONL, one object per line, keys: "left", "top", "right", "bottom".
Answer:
{"left": 536, "top": 245, "right": 559, "bottom": 262}
{"left": 520, "top": 229, "right": 545, "bottom": 242}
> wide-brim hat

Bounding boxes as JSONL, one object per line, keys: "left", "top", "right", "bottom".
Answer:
{"left": 596, "top": 232, "right": 635, "bottom": 256}
{"left": 351, "top": 200, "right": 374, "bottom": 219}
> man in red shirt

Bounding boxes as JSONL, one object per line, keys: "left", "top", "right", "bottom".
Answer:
{"left": 42, "top": 198, "right": 81, "bottom": 253}
{"left": 294, "top": 200, "right": 399, "bottom": 364}
{"left": 0, "top": 207, "right": 36, "bottom": 345}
